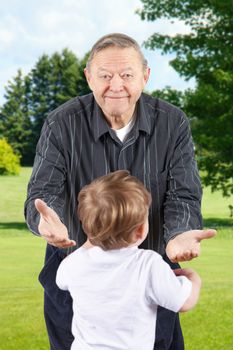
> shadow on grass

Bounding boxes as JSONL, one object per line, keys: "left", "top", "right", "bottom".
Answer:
{"left": 0, "top": 222, "right": 28, "bottom": 230}
{"left": 0, "top": 219, "right": 232, "bottom": 230}
{"left": 203, "top": 217, "right": 233, "bottom": 228}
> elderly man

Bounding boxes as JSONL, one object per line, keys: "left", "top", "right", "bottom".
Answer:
{"left": 25, "top": 33, "right": 215, "bottom": 350}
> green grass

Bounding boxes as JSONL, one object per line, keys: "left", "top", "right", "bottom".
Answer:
{"left": 0, "top": 167, "right": 232, "bottom": 349}
{"left": 180, "top": 238, "right": 233, "bottom": 349}
{"left": 0, "top": 168, "right": 49, "bottom": 350}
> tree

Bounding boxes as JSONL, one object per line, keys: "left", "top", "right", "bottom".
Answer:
{"left": 76, "top": 52, "right": 92, "bottom": 96}
{"left": 27, "top": 54, "right": 53, "bottom": 148}
{"left": 0, "top": 138, "right": 20, "bottom": 175}
{"left": 0, "top": 50, "right": 90, "bottom": 165}
{"left": 138, "top": 0, "right": 233, "bottom": 196}
{"left": 0, "top": 70, "right": 34, "bottom": 165}
{"left": 28, "top": 49, "right": 90, "bottom": 147}
{"left": 150, "top": 86, "right": 185, "bottom": 110}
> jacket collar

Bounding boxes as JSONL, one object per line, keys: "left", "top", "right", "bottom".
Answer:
{"left": 92, "top": 93, "right": 151, "bottom": 142}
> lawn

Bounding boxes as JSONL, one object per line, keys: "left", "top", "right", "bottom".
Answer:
{"left": 0, "top": 167, "right": 232, "bottom": 349}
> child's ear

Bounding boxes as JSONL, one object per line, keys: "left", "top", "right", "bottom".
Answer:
{"left": 134, "top": 223, "right": 145, "bottom": 240}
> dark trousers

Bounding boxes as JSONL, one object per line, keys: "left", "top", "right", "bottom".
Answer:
{"left": 39, "top": 245, "right": 74, "bottom": 350}
{"left": 39, "top": 245, "right": 184, "bottom": 350}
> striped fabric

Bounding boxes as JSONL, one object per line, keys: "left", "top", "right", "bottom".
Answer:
{"left": 24, "top": 92, "right": 202, "bottom": 256}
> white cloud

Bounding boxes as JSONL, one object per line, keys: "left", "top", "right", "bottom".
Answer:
{"left": 0, "top": 28, "right": 15, "bottom": 48}
{"left": 0, "top": 0, "right": 194, "bottom": 105}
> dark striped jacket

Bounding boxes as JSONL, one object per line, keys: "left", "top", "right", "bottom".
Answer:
{"left": 25, "top": 92, "right": 202, "bottom": 256}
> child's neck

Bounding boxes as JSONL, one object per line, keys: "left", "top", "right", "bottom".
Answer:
{"left": 82, "top": 239, "right": 140, "bottom": 250}
{"left": 82, "top": 239, "right": 94, "bottom": 249}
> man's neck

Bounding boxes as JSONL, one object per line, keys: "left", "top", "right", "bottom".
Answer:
{"left": 103, "top": 107, "right": 137, "bottom": 130}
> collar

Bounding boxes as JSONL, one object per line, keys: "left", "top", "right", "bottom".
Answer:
{"left": 92, "top": 100, "right": 111, "bottom": 142}
{"left": 92, "top": 93, "right": 151, "bottom": 142}
{"left": 137, "top": 93, "right": 151, "bottom": 135}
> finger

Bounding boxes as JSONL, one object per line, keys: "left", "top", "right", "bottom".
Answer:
{"left": 35, "top": 199, "right": 50, "bottom": 218}
{"left": 175, "top": 254, "right": 188, "bottom": 262}
{"left": 166, "top": 245, "right": 179, "bottom": 263}
{"left": 66, "top": 240, "right": 76, "bottom": 246}
{"left": 185, "top": 248, "right": 199, "bottom": 260}
{"left": 191, "top": 250, "right": 199, "bottom": 259}
{"left": 183, "top": 250, "right": 191, "bottom": 260}
{"left": 35, "top": 199, "right": 61, "bottom": 225}
{"left": 196, "top": 229, "right": 217, "bottom": 242}
{"left": 47, "top": 239, "right": 76, "bottom": 248}
{"left": 169, "top": 255, "right": 179, "bottom": 263}
{"left": 44, "top": 235, "right": 76, "bottom": 245}
{"left": 58, "top": 240, "right": 76, "bottom": 248}
{"left": 174, "top": 268, "right": 184, "bottom": 276}
{"left": 176, "top": 251, "right": 197, "bottom": 262}
{"left": 175, "top": 251, "right": 193, "bottom": 262}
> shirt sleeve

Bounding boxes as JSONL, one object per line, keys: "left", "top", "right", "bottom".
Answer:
{"left": 164, "top": 112, "right": 203, "bottom": 243}
{"left": 24, "top": 117, "right": 67, "bottom": 236}
{"left": 146, "top": 255, "right": 192, "bottom": 312}
{"left": 56, "top": 260, "right": 69, "bottom": 291}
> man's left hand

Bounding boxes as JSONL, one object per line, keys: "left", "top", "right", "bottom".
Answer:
{"left": 166, "top": 229, "right": 217, "bottom": 263}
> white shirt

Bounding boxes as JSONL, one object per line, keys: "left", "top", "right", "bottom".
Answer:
{"left": 56, "top": 246, "right": 192, "bottom": 350}
{"left": 112, "top": 116, "right": 135, "bottom": 142}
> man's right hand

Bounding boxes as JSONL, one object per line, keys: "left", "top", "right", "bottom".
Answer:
{"left": 35, "top": 199, "right": 76, "bottom": 248}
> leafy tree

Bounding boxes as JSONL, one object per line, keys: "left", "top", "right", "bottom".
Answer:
{"left": 150, "top": 86, "right": 185, "bottom": 110}
{"left": 0, "top": 138, "right": 20, "bottom": 175}
{"left": 138, "top": 0, "right": 233, "bottom": 196}
{"left": 0, "top": 70, "right": 34, "bottom": 165}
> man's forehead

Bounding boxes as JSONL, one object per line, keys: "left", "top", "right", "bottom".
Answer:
{"left": 91, "top": 47, "right": 142, "bottom": 69}
{"left": 97, "top": 66, "right": 134, "bottom": 72}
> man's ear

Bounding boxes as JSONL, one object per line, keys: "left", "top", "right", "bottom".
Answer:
{"left": 143, "top": 67, "right": 150, "bottom": 85}
{"left": 84, "top": 68, "right": 92, "bottom": 90}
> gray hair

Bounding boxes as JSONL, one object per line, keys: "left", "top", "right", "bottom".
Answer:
{"left": 86, "top": 33, "right": 148, "bottom": 70}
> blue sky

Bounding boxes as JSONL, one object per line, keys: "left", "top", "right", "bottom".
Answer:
{"left": 0, "top": 0, "right": 195, "bottom": 105}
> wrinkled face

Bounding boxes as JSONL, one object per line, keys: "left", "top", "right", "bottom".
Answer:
{"left": 84, "top": 46, "right": 150, "bottom": 122}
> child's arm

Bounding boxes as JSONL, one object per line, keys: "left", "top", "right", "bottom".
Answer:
{"left": 56, "top": 260, "right": 69, "bottom": 291}
{"left": 174, "top": 268, "right": 202, "bottom": 312}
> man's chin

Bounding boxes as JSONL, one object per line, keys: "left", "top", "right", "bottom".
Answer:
{"left": 108, "top": 110, "right": 126, "bottom": 118}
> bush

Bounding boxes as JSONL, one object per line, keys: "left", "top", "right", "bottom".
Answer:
{"left": 0, "top": 138, "right": 20, "bottom": 175}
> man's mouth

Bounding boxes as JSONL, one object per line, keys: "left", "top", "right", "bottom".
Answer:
{"left": 104, "top": 96, "right": 129, "bottom": 99}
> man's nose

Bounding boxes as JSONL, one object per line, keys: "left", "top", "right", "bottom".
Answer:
{"left": 109, "top": 74, "right": 124, "bottom": 91}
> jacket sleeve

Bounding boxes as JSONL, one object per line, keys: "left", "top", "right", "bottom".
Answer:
{"left": 163, "top": 113, "right": 203, "bottom": 244}
{"left": 24, "top": 117, "right": 67, "bottom": 236}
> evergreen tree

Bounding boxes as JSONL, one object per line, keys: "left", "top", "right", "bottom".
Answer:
{"left": 27, "top": 53, "right": 55, "bottom": 144}
{"left": 0, "top": 50, "right": 90, "bottom": 165}
{"left": 0, "top": 70, "right": 34, "bottom": 165}
{"left": 28, "top": 49, "right": 90, "bottom": 146}
{"left": 76, "top": 52, "right": 92, "bottom": 96}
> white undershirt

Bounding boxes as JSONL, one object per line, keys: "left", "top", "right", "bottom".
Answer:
{"left": 111, "top": 116, "right": 135, "bottom": 142}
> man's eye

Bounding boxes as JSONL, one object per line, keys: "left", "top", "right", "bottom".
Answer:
{"left": 100, "top": 75, "right": 111, "bottom": 80}
{"left": 122, "top": 74, "right": 133, "bottom": 79}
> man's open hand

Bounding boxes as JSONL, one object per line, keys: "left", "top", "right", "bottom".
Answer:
{"left": 35, "top": 199, "right": 76, "bottom": 248}
{"left": 166, "top": 229, "right": 216, "bottom": 263}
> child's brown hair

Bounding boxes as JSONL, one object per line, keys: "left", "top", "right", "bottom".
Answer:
{"left": 77, "top": 170, "right": 151, "bottom": 250}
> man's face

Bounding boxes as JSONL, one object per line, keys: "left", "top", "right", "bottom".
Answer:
{"left": 84, "top": 46, "right": 150, "bottom": 122}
